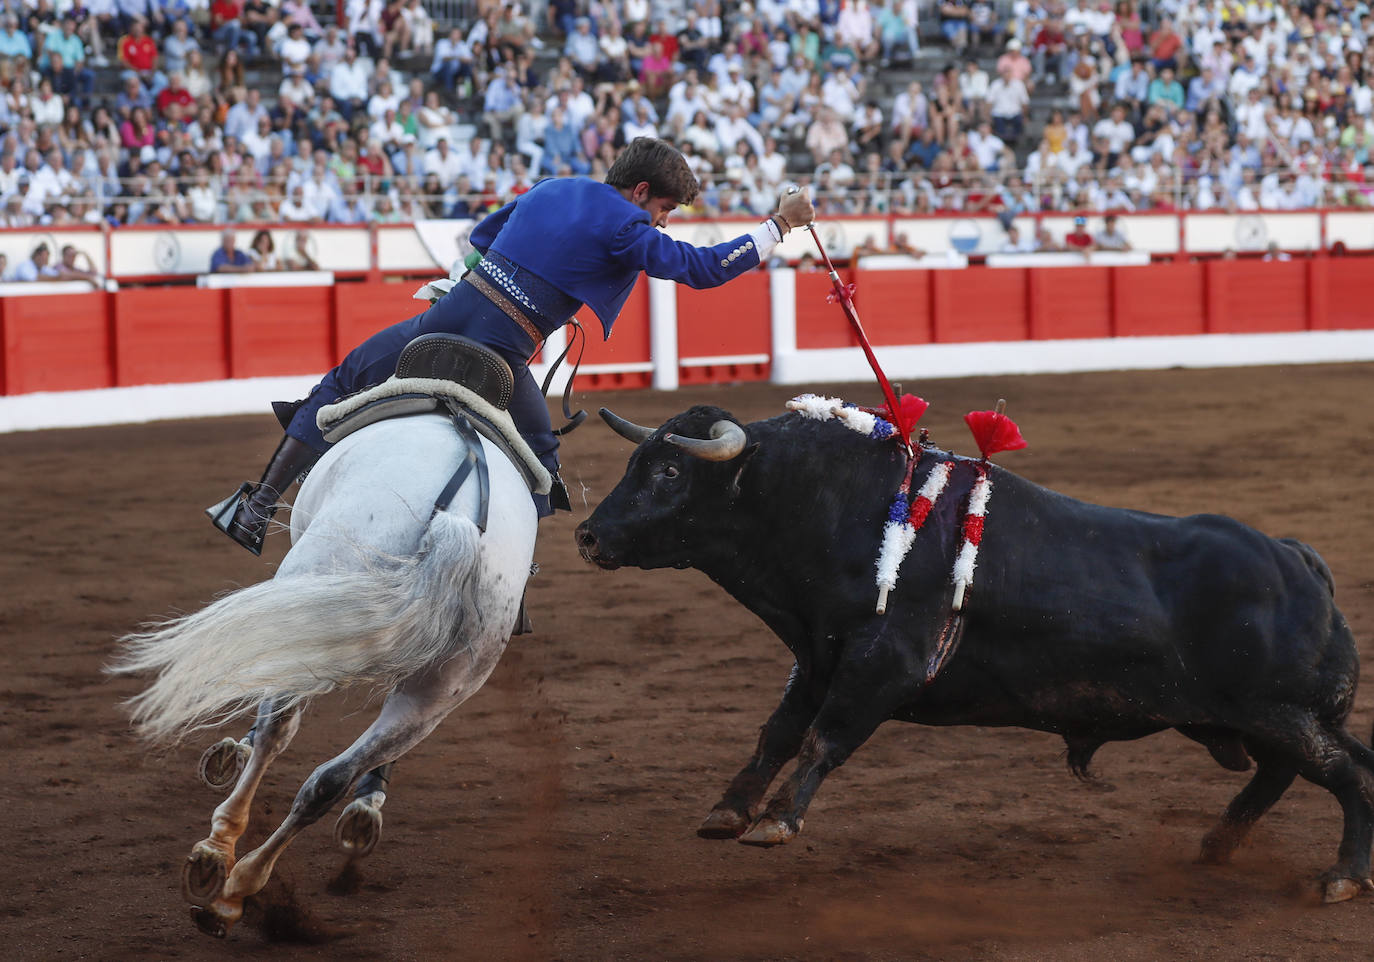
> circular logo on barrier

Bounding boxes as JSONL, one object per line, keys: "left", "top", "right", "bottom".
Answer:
{"left": 695, "top": 222, "right": 725, "bottom": 247}
{"left": 948, "top": 219, "right": 982, "bottom": 254}
{"left": 1234, "top": 215, "right": 1267, "bottom": 251}
{"left": 153, "top": 232, "right": 181, "bottom": 272}
{"left": 819, "top": 222, "right": 846, "bottom": 257}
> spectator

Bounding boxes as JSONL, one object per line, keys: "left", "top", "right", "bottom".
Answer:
{"left": 211, "top": 0, "right": 257, "bottom": 57}
{"left": 877, "top": 0, "right": 919, "bottom": 66}
{"left": 939, "top": 0, "right": 971, "bottom": 53}
{"left": 987, "top": 62, "right": 1029, "bottom": 144}
{"left": 1095, "top": 212, "right": 1131, "bottom": 249}
{"left": 162, "top": 18, "right": 199, "bottom": 75}
{"left": 1147, "top": 65, "right": 1184, "bottom": 114}
{"left": 210, "top": 228, "right": 255, "bottom": 272}
{"left": 13, "top": 243, "right": 61, "bottom": 280}
{"left": 958, "top": 58, "right": 989, "bottom": 125}
{"left": 564, "top": 16, "right": 598, "bottom": 82}
{"left": 329, "top": 43, "right": 370, "bottom": 119}
{"left": 55, "top": 244, "right": 101, "bottom": 283}
{"left": 248, "top": 228, "right": 280, "bottom": 268}
{"left": 431, "top": 25, "right": 473, "bottom": 97}
{"left": 1064, "top": 214, "right": 1095, "bottom": 250}
{"left": 284, "top": 229, "right": 320, "bottom": 269}
{"left": 1000, "top": 222, "right": 1036, "bottom": 251}
{"left": 118, "top": 17, "right": 164, "bottom": 93}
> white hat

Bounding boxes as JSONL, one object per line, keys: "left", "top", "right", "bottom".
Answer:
{"left": 1007, "top": 37, "right": 1022, "bottom": 49}
{"left": 139, "top": 145, "right": 156, "bottom": 164}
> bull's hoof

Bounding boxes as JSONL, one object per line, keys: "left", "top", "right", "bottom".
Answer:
{"left": 334, "top": 799, "right": 383, "bottom": 858}
{"left": 1197, "top": 828, "right": 1237, "bottom": 865}
{"left": 738, "top": 816, "right": 801, "bottom": 847}
{"left": 1322, "top": 876, "right": 1374, "bottom": 904}
{"left": 182, "top": 842, "right": 230, "bottom": 905}
{"left": 697, "top": 807, "right": 750, "bottom": 839}
{"left": 198, "top": 738, "right": 251, "bottom": 792}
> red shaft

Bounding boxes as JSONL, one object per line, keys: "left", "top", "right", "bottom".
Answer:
{"left": 804, "top": 226, "right": 911, "bottom": 453}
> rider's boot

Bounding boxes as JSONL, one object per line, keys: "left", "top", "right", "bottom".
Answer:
{"left": 211, "top": 435, "right": 319, "bottom": 555}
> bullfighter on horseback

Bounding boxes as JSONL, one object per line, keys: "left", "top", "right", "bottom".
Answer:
{"left": 214, "top": 137, "right": 816, "bottom": 554}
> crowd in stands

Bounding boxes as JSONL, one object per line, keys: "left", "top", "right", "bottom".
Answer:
{"left": 0, "top": 0, "right": 1372, "bottom": 238}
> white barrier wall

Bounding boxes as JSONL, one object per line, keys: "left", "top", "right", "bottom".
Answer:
{"left": 2, "top": 209, "right": 1369, "bottom": 284}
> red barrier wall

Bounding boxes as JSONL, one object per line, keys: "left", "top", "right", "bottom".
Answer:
{"left": 2, "top": 292, "right": 111, "bottom": 394}
{"left": 677, "top": 271, "right": 771, "bottom": 385}
{"left": 227, "top": 286, "right": 335, "bottom": 378}
{"left": 333, "top": 280, "right": 429, "bottom": 361}
{"left": 578, "top": 281, "right": 651, "bottom": 391}
{"left": 5, "top": 260, "right": 1374, "bottom": 398}
{"left": 113, "top": 288, "right": 228, "bottom": 386}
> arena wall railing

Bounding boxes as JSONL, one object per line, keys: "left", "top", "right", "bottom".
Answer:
{"left": 3, "top": 213, "right": 1374, "bottom": 419}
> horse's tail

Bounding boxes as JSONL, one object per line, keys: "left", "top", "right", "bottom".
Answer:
{"left": 110, "top": 511, "right": 487, "bottom": 744}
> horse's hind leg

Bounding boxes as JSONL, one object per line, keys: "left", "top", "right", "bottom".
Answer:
{"left": 183, "top": 701, "right": 301, "bottom": 916}
{"left": 335, "top": 763, "right": 393, "bottom": 858}
{"left": 200, "top": 660, "right": 478, "bottom": 936}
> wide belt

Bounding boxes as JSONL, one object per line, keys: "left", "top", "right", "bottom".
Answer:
{"left": 466, "top": 271, "right": 543, "bottom": 348}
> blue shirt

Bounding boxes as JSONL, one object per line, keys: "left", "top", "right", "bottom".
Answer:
{"left": 210, "top": 247, "right": 252, "bottom": 271}
{"left": 469, "top": 177, "right": 764, "bottom": 338}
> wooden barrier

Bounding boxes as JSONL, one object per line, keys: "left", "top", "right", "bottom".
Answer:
{"left": 578, "top": 282, "right": 652, "bottom": 391}
{"left": 5, "top": 258, "right": 1374, "bottom": 398}
{"left": 676, "top": 271, "right": 771, "bottom": 385}
{"left": 1, "top": 291, "right": 112, "bottom": 394}
{"left": 113, "top": 287, "right": 228, "bottom": 387}
{"left": 227, "top": 286, "right": 334, "bottom": 379}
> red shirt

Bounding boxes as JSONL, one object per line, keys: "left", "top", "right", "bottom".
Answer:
{"left": 156, "top": 85, "right": 194, "bottom": 115}
{"left": 211, "top": 0, "right": 243, "bottom": 27}
{"left": 120, "top": 34, "right": 157, "bottom": 72}
{"left": 1064, "top": 228, "right": 1094, "bottom": 250}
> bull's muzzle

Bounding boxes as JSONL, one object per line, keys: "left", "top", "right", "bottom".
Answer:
{"left": 574, "top": 522, "right": 618, "bottom": 569}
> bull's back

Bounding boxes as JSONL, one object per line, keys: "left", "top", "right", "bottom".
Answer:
{"left": 927, "top": 475, "right": 1357, "bottom": 730}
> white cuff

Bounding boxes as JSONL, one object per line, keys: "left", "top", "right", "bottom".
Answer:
{"left": 750, "top": 222, "right": 778, "bottom": 261}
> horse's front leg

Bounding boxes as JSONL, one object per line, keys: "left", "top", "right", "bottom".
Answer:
{"left": 182, "top": 699, "right": 302, "bottom": 911}
{"left": 698, "top": 662, "right": 824, "bottom": 839}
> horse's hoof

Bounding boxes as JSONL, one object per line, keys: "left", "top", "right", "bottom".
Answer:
{"left": 698, "top": 807, "right": 750, "bottom": 839}
{"left": 1323, "top": 877, "right": 1372, "bottom": 904}
{"left": 738, "top": 816, "right": 801, "bottom": 847}
{"left": 334, "top": 799, "right": 383, "bottom": 858}
{"left": 182, "top": 843, "right": 229, "bottom": 905}
{"left": 198, "top": 738, "right": 251, "bottom": 792}
{"left": 190, "top": 905, "right": 228, "bottom": 938}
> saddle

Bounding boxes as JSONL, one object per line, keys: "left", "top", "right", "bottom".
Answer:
{"left": 316, "top": 334, "right": 552, "bottom": 498}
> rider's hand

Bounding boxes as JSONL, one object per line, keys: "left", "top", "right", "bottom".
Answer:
{"left": 776, "top": 186, "right": 815, "bottom": 232}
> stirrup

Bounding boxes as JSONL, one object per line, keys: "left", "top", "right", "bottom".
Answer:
{"left": 205, "top": 482, "right": 268, "bottom": 556}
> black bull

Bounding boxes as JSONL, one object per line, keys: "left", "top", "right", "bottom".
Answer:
{"left": 575, "top": 404, "right": 1374, "bottom": 902}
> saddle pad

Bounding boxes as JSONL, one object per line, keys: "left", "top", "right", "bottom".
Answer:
{"left": 317, "top": 377, "right": 552, "bottom": 495}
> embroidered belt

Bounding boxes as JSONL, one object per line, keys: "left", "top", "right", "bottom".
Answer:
{"left": 466, "top": 271, "right": 543, "bottom": 347}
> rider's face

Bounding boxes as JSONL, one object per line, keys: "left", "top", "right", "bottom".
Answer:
{"left": 631, "top": 182, "right": 678, "bottom": 228}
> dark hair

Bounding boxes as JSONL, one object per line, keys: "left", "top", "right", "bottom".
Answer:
{"left": 604, "top": 137, "right": 700, "bottom": 205}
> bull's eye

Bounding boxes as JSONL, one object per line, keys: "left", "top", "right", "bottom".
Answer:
{"left": 663, "top": 465, "right": 680, "bottom": 479}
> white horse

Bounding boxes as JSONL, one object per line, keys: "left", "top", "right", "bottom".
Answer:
{"left": 114, "top": 403, "right": 540, "bottom": 938}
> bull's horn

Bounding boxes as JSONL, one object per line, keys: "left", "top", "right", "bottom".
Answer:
{"left": 666, "top": 420, "right": 748, "bottom": 462}
{"left": 599, "top": 407, "right": 656, "bottom": 444}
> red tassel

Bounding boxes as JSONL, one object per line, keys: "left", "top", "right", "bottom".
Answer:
{"left": 963, "top": 514, "right": 985, "bottom": 546}
{"left": 964, "top": 407, "right": 1027, "bottom": 459}
{"left": 909, "top": 495, "right": 934, "bottom": 527}
{"left": 825, "top": 282, "right": 857, "bottom": 305}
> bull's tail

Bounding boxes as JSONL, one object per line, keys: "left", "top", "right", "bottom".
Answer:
{"left": 1280, "top": 538, "right": 1335, "bottom": 596}
{"left": 110, "top": 512, "right": 486, "bottom": 744}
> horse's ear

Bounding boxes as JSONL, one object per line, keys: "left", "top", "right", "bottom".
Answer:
{"left": 728, "top": 442, "right": 760, "bottom": 501}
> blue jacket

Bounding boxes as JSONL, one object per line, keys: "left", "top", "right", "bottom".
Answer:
{"left": 469, "top": 177, "right": 764, "bottom": 338}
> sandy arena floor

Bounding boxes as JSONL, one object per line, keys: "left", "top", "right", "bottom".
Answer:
{"left": 4, "top": 363, "right": 1374, "bottom": 961}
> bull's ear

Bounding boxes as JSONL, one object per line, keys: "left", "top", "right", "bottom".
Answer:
{"left": 728, "top": 443, "right": 761, "bottom": 501}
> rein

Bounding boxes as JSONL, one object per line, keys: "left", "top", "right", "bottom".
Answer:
{"left": 538, "top": 318, "right": 588, "bottom": 437}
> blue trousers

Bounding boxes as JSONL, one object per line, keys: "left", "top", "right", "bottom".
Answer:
{"left": 285, "top": 281, "right": 558, "bottom": 514}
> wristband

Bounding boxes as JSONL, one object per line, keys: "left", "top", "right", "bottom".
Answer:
{"left": 764, "top": 216, "right": 783, "bottom": 243}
